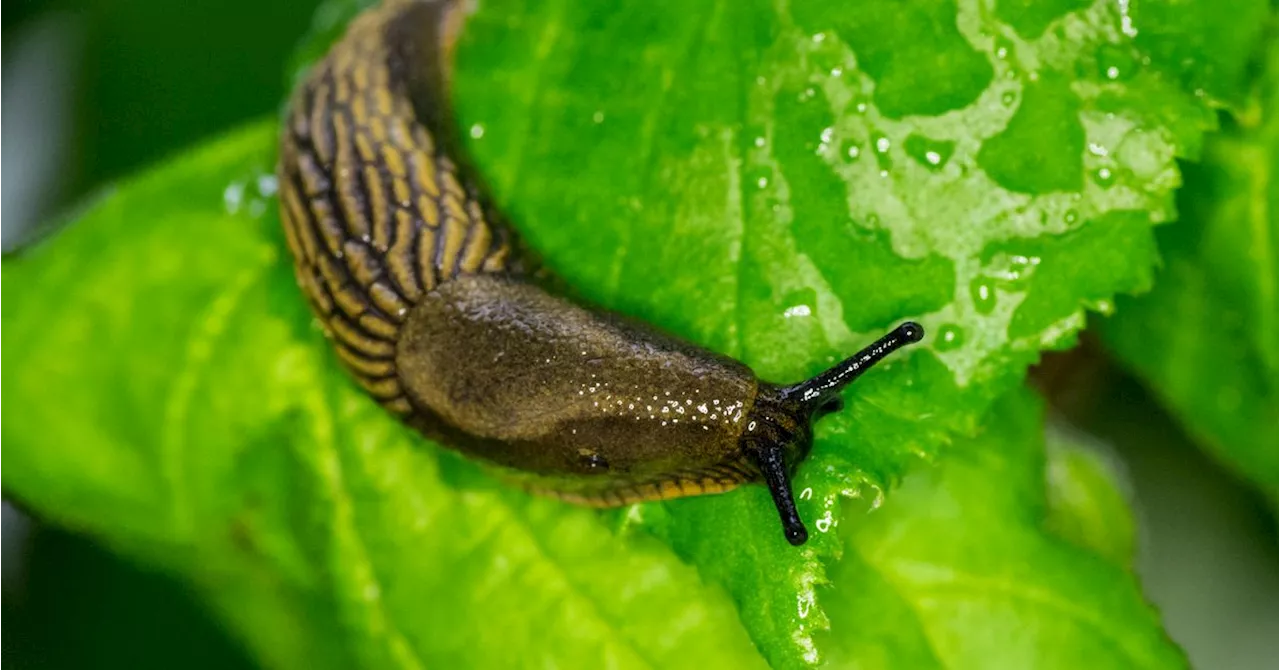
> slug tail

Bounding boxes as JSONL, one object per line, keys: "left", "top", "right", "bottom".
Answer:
{"left": 278, "top": 0, "right": 526, "bottom": 414}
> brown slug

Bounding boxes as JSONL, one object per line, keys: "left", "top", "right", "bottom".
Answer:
{"left": 277, "top": 0, "right": 924, "bottom": 546}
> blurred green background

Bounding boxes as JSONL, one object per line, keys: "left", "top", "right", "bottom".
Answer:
{"left": 0, "top": 1, "right": 1274, "bottom": 668}
{"left": 3, "top": 1, "right": 314, "bottom": 667}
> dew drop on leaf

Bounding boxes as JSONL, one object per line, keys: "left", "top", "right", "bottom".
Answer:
{"left": 994, "top": 35, "right": 1015, "bottom": 61}
{"left": 1096, "top": 43, "right": 1135, "bottom": 82}
{"left": 970, "top": 277, "right": 998, "bottom": 314}
{"left": 872, "top": 134, "right": 893, "bottom": 172}
{"left": 783, "top": 304, "right": 812, "bottom": 319}
{"left": 903, "top": 134, "right": 955, "bottom": 171}
{"left": 223, "top": 180, "right": 245, "bottom": 214}
{"left": 935, "top": 323, "right": 966, "bottom": 351}
{"left": 748, "top": 167, "right": 771, "bottom": 189}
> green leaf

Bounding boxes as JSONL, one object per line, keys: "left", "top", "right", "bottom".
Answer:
{"left": 1043, "top": 423, "right": 1137, "bottom": 568}
{"left": 453, "top": 0, "right": 1259, "bottom": 662}
{"left": 2, "top": 122, "right": 769, "bottom": 670}
{"left": 3, "top": 0, "right": 1264, "bottom": 666}
{"left": 820, "top": 389, "right": 1183, "bottom": 669}
{"left": 1098, "top": 31, "right": 1279, "bottom": 500}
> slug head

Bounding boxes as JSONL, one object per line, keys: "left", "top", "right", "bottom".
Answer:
{"left": 742, "top": 322, "right": 925, "bottom": 546}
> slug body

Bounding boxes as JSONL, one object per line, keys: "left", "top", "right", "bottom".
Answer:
{"left": 278, "top": 0, "right": 924, "bottom": 545}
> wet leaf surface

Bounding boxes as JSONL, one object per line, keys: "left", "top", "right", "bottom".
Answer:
{"left": 5, "top": 0, "right": 1268, "bottom": 665}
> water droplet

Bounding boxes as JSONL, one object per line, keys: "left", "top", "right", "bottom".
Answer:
{"left": 855, "top": 102, "right": 868, "bottom": 114}
{"left": 784, "top": 304, "right": 812, "bottom": 318}
{"left": 811, "top": 32, "right": 826, "bottom": 43}
{"left": 869, "top": 486, "right": 885, "bottom": 510}
{"left": 830, "top": 66, "right": 843, "bottom": 77}
{"left": 1097, "top": 43, "right": 1134, "bottom": 81}
{"left": 814, "top": 511, "right": 834, "bottom": 533}
{"left": 223, "top": 181, "right": 246, "bottom": 214}
{"left": 1000, "top": 90, "right": 1017, "bottom": 106}
{"left": 871, "top": 134, "right": 893, "bottom": 173}
{"left": 970, "top": 277, "right": 997, "bottom": 314}
{"left": 935, "top": 324, "right": 965, "bottom": 351}
{"left": 993, "top": 35, "right": 1016, "bottom": 61}
{"left": 1087, "top": 142, "right": 1109, "bottom": 157}
{"left": 469, "top": 123, "right": 485, "bottom": 139}
{"left": 1092, "top": 167, "right": 1116, "bottom": 188}
{"left": 843, "top": 142, "right": 861, "bottom": 161}
{"left": 995, "top": 253, "right": 1039, "bottom": 288}
{"left": 255, "top": 174, "right": 278, "bottom": 197}
{"left": 797, "top": 591, "right": 815, "bottom": 619}
{"left": 1117, "top": 0, "right": 1138, "bottom": 37}
{"left": 756, "top": 176, "right": 769, "bottom": 188}
{"left": 592, "top": 110, "right": 605, "bottom": 123}
{"left": 1064, "top": 209, "right": 1080, "bottom": 225}
{"left": 903, "top": 134, "right": 955, "bottom": 172}
{"left": 754, "top": 136, "right": 766, "bottom": 148}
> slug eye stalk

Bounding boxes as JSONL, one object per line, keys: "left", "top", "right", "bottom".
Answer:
{"left": 754, "top": 322, "right": 924, "bottom": 546}
{"left": 752, "top": 444, "right": 809, "bottom": 545}
{"left": 783, "top": 322, "right": 924, "bottom": 416}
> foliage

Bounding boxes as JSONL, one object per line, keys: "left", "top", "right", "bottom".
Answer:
{"left": 1099, "top": 32, "right": 1279, "bottom": 500}
{"left": 3, "top": 0, "right": 1271, "bottom": 667}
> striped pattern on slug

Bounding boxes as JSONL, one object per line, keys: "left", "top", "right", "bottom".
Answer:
{"left": 532, "top": 460, "right": 761, "bottom": 508}
{"left": 278, "top": 0, "right": 519, "bottom": 416}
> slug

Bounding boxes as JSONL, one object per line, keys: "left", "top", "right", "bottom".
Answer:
{"left": 277, "top": 0, "right": 924, "bottom": 546}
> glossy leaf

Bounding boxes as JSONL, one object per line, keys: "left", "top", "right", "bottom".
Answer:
{"left": 454, "top": 0, "right": 1259, "bottom": 661}
{"left": 3, "top": 0, "right": 1266, "bottom": 666}
{"left": 821, "top": 390, "right": 1181, "bottom": 669}
{"left": 1099, "top": 33, "right": 1279, "bottom": 500}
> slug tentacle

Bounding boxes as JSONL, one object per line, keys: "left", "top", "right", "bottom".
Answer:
{"left": 782, "top": 322, "right": 925, "bottom": 416}
{"left": 279, "top": 0, "right": 927, "bottom": 546}
{"left": 749, "top": 443, "right": 808, "bottom": 546}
